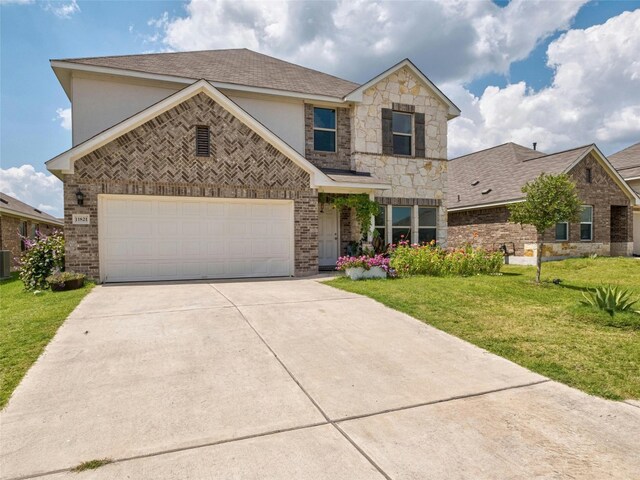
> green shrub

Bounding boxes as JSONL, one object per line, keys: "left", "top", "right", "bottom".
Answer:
{"left": 18, "top": 231, "right": 65, "bottom": 291}
{"left": 46, "top": 271, "right": 85, "bottom": 286}
{"left": 390, "top": 243, "right": 503, "bottom": 278}
{"left": 580, "top": 285, "right": 640, "bottom": 317}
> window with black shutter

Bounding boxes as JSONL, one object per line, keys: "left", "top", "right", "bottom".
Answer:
{"left": 195, "top": 126, "right": 210, "bottom": 157}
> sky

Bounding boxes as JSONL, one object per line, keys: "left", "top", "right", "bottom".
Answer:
{"left": 1, "top": 0, "right": 639, "bottom": 216}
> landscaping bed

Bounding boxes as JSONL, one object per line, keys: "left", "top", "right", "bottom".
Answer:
{"left": 0, "top": 273, "right": 93, "bottom": 408}
{"left": 328, "top": 257, "right": 640, "bottom": 400}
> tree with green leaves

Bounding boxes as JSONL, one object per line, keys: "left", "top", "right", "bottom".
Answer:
{"left": 508, "top": 173, "right": 582, "bottom": 283}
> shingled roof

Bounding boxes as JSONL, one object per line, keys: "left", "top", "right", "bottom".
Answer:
{"left": 609, "top": 142, "right": 640, "bottom": 181}
{"left": 0, "top": 192, "right": 63, "bottom": 225}
{"left": 53, "top": 48, "right": 360, "bottom": 99}
{"left": 447, "top": 143, "right": 594, "bottom": 210}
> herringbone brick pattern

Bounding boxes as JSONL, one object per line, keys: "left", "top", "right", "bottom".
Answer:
{"left": 66, "top": 92, "right": 319, "bottom": 279}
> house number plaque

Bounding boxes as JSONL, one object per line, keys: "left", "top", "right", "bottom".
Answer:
{"left": 72, "top": 214, "right": 90, "bottom": 225}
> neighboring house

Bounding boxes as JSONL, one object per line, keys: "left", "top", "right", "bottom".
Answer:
{"left": 45, "top": 49, "right": 460, "bottom": 282}
{"left": 447, "top": 143, "right": 638, "bottom": 264}
{"left": 0, "top": 192, "right": 64, "bottom": 270}
{"left": 609, "top": 142, "right": 640, "bottom": 256}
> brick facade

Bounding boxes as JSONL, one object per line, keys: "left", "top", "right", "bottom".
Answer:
{"left": 304, "top": 104, "right": 351, "bottom": 171}
{"left": 448, "top": 153, "right": 634, "bottom": 258}
{"left": 448, "top": 207, "right": 537, "bottom": 255}
{"left": 65, "top": 92, "right": 318, "bottom": 280}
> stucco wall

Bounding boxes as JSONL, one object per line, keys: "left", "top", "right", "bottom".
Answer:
{"left": 71, "top": 74, "right": 306, "bottom": 153}
{"left": 71, "top": 74, "right": 181, "bottom": 145}
{"left": 226, "top": 92, "right": 305, "bottom": 154}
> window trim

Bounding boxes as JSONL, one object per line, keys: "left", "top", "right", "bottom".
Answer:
{"left": 312, "top": 107, "right": 337, "bottom": 153}
{"left": 555, "top": 221, "right": 569, "bottom": 241}
{"left": 418, "top": 206, "right": 437, "bottom": 244}
{"left": 391, "top": 205, "right": 412, "bottom": 245}
{"left": 580, "top": 205, "right": 593, "bottom": 241}
{"left": 391, "top": 111, "right": 413, "bottom": 156}
{"left": 373, "top": 205, "right": 386, "bottom": 246}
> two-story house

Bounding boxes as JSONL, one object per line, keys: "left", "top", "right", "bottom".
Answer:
{"left": 45, "top": 49, "right": 460, "bottom": 282}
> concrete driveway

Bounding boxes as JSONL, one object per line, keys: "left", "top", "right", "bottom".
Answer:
{"left": 1, "top": 278, "right": 638, "bottom": 479}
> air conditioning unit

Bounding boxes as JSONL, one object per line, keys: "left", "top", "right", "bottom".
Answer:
{"left": 0, "top": 251, "right": 10, "bottom": 279}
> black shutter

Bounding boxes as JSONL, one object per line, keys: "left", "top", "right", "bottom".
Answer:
{"left": 195, "top": 126, "right": 210, "bottom": 156}
{"left": 382, "top": 108, "right": 393, "bottom": 155}
{"left": 415, "top": 112, "right": 425, "bottom": 158}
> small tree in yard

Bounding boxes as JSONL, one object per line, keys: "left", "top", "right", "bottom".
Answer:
{"left": 508, "top": 173, "right": 582, "bottom": 284}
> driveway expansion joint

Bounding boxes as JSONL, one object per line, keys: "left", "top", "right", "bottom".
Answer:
{"left": 208, "top": 283, "right": 394, "bottom": 480}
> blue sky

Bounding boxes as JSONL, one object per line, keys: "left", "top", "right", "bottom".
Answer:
{"left": 1, "top": 0, "right": 639, "bottom": 215}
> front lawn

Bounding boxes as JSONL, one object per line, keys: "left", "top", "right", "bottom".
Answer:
{"left": 328, "top": 257, "right": 640, "bottom": 400}
{"left": 0, "top": 274, "right": 93, "bottom": 408}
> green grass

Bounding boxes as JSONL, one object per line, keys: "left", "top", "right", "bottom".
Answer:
{"left": 328, "top": 257, "right": 640, "bottom": 400}
{"left": 0, "top": 274, "right": 93, "bottom": 409}
{"left": 70, "top": 458, "right": 113, "bottom": 472}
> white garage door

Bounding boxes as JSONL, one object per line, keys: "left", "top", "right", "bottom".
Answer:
{"left": 99, "top": 195, "right": 294, "bottom": 282}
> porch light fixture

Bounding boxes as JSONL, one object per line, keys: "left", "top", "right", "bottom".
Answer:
{"left": 75, "top": 190, "right": 85, "bottom": 206}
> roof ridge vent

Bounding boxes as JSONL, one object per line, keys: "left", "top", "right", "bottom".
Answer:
{"left": 481, "top": 188, "right": 492, "bottom": 195}
{"left": 471, "top": 180, "right": 480, "bottom": 186}
{"left": 0, "top": 198, "right": 8, "bottom": 204}
{"left": 34, "top": 208, "right": 42, "bottom": 214}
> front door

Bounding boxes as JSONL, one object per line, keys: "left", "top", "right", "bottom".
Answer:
{"left": 319, "top": 207, "right": 338, "bottom": 267}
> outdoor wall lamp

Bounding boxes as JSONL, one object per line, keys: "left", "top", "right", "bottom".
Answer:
{"left": 75, "top": 190, "right": 85, "bottom": 206}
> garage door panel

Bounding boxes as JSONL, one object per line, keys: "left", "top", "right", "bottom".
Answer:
{"left": 100, "top": 196, "right": 293, "bottom": 282}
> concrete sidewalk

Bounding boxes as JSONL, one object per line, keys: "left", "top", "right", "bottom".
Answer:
{"left": 1, "top": 279, "right": 638, "bottom": 479}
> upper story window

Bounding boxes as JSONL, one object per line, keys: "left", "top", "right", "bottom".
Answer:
{"left": 392, "top": 112, "right": 412, "bottom": 156}
{"left": 585, "top": 168, "right": 592, "bottom": 184}
{"left": 313, "top": 107, "right": 336, "bottom": 152}
{"left": 580, "top": 205, "right": 593, "bottom": 241}
{"left": 195, "top": 126, "right": 211, "bottom": 157}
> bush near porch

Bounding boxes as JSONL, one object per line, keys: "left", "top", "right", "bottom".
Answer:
{"left": 328, "top": 257, "right": 640, "bottom": 400}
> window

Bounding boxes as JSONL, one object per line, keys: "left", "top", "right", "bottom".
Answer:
{"left": 313, "top": 108, "right": 336, "bottom": 152}
{"left": 586, "top": 168, "right": 592, "bottom": 184}
{"left": 392, "top": 206, "right": 412, "bottom": 244}
{"left": 373, "top": 206, "right": 386, "bottom": 245}
{"left": 418, "top": 207, "right": 437, "bottom": 244}
{"left": 392, "top": 111, "right": 412, "bottom": 156}
{"left": 195, "top": 126, "right": 210, "bottom": 156}
{"left": 19, "top": 221, "right": 27, "bottom": 251}
{"left": 580, "top": 206, "right": 593, "bottom": 241}
{"left": 555, "top": 222, "right": 569, "bottom": 241}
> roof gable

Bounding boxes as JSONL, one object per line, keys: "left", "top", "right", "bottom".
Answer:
{"left": 343, "top": 59, "right": 461, "bottom": 118}
{"left": 448, "top": 143, "right": 638, "bottom": 211}
{"left": 45, "top": 79, "right": 390, "bottom": 192}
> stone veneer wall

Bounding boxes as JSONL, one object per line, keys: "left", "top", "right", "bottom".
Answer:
{"left": 0, "top": 215, "right": 58, "bottom": 270}
{"left": 449, "top": 153, "right": 634, "bottom": 258}
{"left": 65, "top": 93, "right": 318, "bottom": 280}
{"left": 350, "top": 66, "right": 450, "bottom": 245}
{"left": 304, "top": 104, "right": 351, "bottom": 171}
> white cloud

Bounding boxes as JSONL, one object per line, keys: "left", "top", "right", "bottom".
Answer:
{"left": 0, "top": 165, "right": 63, "bottom": 216}
{"left": 447, "top": 9, "right": 640, "bottom": 157}
{"left": 153, "top": 0, "right": 586, "bottom": 84}
{"left": 55, "top": 107, "right": 72, "bottom": 130}
{"left": 44, "top": 0, "right": 79, "bottom": 19}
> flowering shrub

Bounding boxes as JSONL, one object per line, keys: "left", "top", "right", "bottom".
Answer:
{"left": 390, "top": 243, "right": 503, "bottom": 277}
{"left": 336, "top": 254, "right": 390, "bottom": 272}
{"left": 19, "top": 230, "right": 65, "bottom": 291}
